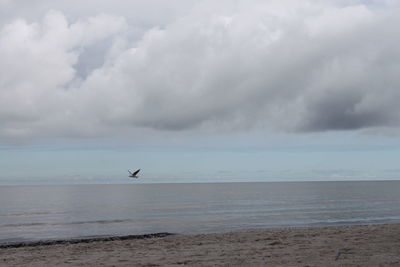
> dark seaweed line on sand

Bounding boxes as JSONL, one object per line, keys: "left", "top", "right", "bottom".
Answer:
{"left": 0, "top": 232, "right": 175, "bottom": 249}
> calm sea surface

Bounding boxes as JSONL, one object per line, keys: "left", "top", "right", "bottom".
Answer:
{"left": 1, "top": 181, "right": 400, "bottom": 244}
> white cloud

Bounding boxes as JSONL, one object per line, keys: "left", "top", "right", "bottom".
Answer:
{"left": 1, "top": 1, "right": 400, "bottom": 142}
{"left": 0, "top": 10, "right": 127, "bottom": 140}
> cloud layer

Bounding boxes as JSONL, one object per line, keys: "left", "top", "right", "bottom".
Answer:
{"left": 1, "top": 0, "right": 400, "bottom": 141}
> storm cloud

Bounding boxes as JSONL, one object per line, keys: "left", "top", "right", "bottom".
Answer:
{"left": 1, "top": 0, "right": 400, "bottom": 141}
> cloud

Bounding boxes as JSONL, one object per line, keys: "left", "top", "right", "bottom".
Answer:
{"left": 1, "top": 1, "right": 400, "bottom": 142}
{"left": 0, "top": 10, "right": 127, "bottom": 140}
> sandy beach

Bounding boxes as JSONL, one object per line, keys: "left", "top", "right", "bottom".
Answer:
{"left": 1, "top": 224, "right": 400, "bottom": 266}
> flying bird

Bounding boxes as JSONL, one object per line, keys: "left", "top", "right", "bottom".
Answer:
{"left": 128, "top": 169, "right": 140, "bottom": 178}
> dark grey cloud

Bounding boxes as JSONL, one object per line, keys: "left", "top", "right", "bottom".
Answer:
{"left": 1, "top": 0, "right": 400, "bottom": 142}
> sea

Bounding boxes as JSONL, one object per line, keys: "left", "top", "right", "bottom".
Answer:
{"left": 1, "top": 181, "right": 400, "bottom": 245}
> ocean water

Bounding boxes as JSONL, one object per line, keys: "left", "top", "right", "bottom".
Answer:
{"left": 1, "top": 181, "right": 400, "bottom": 244}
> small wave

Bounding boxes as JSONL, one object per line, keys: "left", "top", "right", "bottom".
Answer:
{"left": 0, "top": 222, "right": 45, "bottom": 228}
{"left": 0, "top": 219, "right": 136, "bottom": 228}
{"left": 301, "top": 216, "right": 400, "bottom": 227}
{"left": 0, "top": 211, "right": 66, "bottom": 217}
{"left": 66, "top": 219, "right": 131, "bottom": 225}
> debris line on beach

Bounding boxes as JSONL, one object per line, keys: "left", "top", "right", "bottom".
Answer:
{"left": 0, "top": 232, "right": 175, "bottom": 249}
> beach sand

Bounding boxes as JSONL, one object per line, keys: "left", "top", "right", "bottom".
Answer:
{"left": 1, "top": 224, "right": 400, "bottom": 266}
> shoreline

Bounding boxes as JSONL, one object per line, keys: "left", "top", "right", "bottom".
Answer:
{"left": 1, "top": 223, "right": 400, "bottom": 266}
{"left": 1, "top": 221, "right": 398, "bottom": 248}
{"left": 0, "top": 221, "right": 391, "bottom": 248}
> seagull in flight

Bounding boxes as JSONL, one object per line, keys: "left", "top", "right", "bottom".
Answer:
{"left": 128, "top": 169, "right": 140, "bottom": 178}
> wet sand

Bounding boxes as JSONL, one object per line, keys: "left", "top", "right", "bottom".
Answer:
{"left": 1, "top": 224, "right": 400, "bottom": 266}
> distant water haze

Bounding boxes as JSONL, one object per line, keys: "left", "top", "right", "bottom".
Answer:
{"left": 2, "top": 170, "right": 400, "bottom": 186}
{"left": 2, "top": 131, "right": 400, "bottom": 185}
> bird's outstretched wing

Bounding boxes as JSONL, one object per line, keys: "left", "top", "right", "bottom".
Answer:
{"left": 132, "top": 169, "right": 140, "bottom": 176}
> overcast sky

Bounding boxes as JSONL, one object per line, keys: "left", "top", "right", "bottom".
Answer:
{"left": 1, "top": 0, "right": 400, "bottom": 184}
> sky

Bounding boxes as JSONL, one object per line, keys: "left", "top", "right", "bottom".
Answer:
{"left": 1, "top": 0, "right": 400, "bottom": 184}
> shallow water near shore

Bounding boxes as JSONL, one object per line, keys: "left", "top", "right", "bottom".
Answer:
{"left": 1, "top": 181, "right": 400, "bottom": 244}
